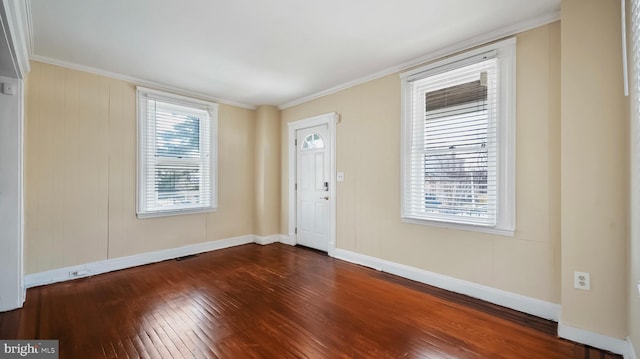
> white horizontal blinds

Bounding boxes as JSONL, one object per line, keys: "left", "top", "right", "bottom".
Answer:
{"left": 406, "top": 57, "right": 498, "bottom": 226}
{"left": 142, "top": 94, "right": 212, "bottom": 213}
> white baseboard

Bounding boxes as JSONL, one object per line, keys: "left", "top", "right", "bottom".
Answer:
{"left": 558, "top": 323, "right": 628, "bottom": 357}
{"left": 24, "top": 235, "right": 255, "bottom": 288}
{"left": 21, "top": 237, "right": 636, "bottom": 358}
{"left": 333, "top": 248, "right": 561, "bottom": 321}
{"left": 333, "top": 248, "right": 384, "bottom": 270}
{"left": 331, "top": 248, "right": 636, "bottom": 356}
{"left": 627, "top": 337, "right": 638, "bottom": 359}
{"left": 254, "top": 234, "right": 281, "bottom": 245}
{"left": 279, "top": 234, "right": 296, "bottom": 246}
{"left": 624, "top": 337, "right": 638, "bottom": 359}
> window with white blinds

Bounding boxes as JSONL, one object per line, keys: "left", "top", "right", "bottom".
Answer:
{"left": 400, "top": 39, "right": 516, "bottom": 235}
{"left": 137, "top": 87, "right": 218, "bottom": 218}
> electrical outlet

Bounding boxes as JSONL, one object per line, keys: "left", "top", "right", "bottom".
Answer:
{"left": 69, "top": 269, "right": 91, "bottom": 277}
{"left": 574, "top": 271, "right": 591, "bottom": 290}
{"left": 2, "top": 82, "right": 16, "bottom": 95}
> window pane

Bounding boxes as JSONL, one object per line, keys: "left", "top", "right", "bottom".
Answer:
{"left": 302, "top": 133, "right": 325, "bottom": 150}
{"left": 424, "top": 147, "right": 489, "bottom": 217}
{"left": 155, "top": 166, "right": 201, "bottom": 206}
{"left": 424, "top": 103, "right": 489, "bottom": 218}
{"left": 425, "top": 109, "right": 488, "bottom": 150}
{"left": 155, "top": 113, "right": 201, "bottom": 159}
{"left": 425, "top": 79, "right": 487, "bottom": 112}
{"left": 403, "top": 55, "right": 500, "bottom": 227}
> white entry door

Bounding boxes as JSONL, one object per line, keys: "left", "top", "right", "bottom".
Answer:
{"left": 296, "top": 124, "right": 330, "bottom": 251}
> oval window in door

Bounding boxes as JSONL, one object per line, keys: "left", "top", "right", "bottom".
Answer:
{"left": 301, "top": 133, "right": 324, "bottom": 150}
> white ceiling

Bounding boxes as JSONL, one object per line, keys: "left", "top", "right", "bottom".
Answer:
{"left": 28, "top": 0, "right": 560, "bottom": 108}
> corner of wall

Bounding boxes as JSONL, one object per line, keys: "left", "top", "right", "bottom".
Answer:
{"left": 254, "top": 105, "right": 282, "bottom": 236}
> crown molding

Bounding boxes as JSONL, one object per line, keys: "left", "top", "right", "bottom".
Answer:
{"left": 24, "top": 0, "right": 252, "bottom": 109}
{"left": 278, "top": 11, "right": 560, "bottom": 110}
{"left": 23, "top": 7, "right": 559, "bottom": 111}
{"left": 29, "top": 55, "right": 257, "bottom": 110}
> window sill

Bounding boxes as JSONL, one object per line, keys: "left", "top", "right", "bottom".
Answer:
{"left": 137, "top": 207, "right": 217, "bottom": 219}
{"left": 401, "top": 217, "right": 515, "bottom": 237}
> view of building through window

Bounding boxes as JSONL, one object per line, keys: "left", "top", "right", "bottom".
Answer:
{"left": 423, "top": 104, "right": 489, "bottom": 218}
{"left": 154, "top": 110, "right": 202, "bottom": 206}
{"left": 408, "top": 58, "right": 497, "bottom": 223}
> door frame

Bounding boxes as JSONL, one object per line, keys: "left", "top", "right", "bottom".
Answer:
{"left": 287, "top": 112, "right": 337, "bottom": 257}
{"left": 0, "top": 76, "right": 25, "bottom": 311}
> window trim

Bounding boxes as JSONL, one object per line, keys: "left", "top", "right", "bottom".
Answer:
{"left": 136, "top": 86, "right": 219, "bottom": 219}
{"left": 400, "top": 38, "right": 516, "bottom": 236}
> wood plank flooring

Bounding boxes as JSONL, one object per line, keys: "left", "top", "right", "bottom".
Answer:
{"left": 0, "top": 243, "right": 622, "bottom": 358}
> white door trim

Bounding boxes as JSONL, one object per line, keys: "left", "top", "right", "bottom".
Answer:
{"left": 288, "top": 112, "right": 337, "bottom": 257}
{"left": 0, "top": 77, "right": 25, "bottom": 311}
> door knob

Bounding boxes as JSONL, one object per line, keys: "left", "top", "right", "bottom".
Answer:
{"left": 321, "top": 196, "right": 329, "bottom": 200}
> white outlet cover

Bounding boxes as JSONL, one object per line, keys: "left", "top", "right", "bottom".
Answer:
{"left": 574, "top": 271, "right": 591, "bottom": 290}
{"left": 337, "top": 172, "right": 345, "bottom": 182}
{"left": 2, "top": 83, "right": 16, "bottom": 96}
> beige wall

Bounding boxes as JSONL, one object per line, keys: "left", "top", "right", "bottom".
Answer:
{"left": 628, "top": 0, "right": 640, "bottom": 353}
{"left": 255, "top": 105, "right": 281, "bottom": 236}
{"left": 560, "top": 0, "right": 629, "bottom": 339}
{"left": 631, "top": 124, "right": 640, "bottom": 349}
{"left": 25, "top": 61, "right": 256, "bottom": 273}
{"left": 630, "top": 76, "right": 640, "bottom": 355}
{"left": 281, "top": 23, "right": 562, "bottom": 303}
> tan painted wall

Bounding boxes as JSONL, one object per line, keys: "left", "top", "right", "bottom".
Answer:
{"left": 281, "top": 23, "right": 561, "bottom": 303}
{"left": 560, "top": 0, "right": 628, "bottom": 338}
{"left": 630, "top": 80, "right": 640, "bottom": 355}
{"left": 255, "top": 105, "right": 281, "bottom": 236}
{"left": 628, "top": 0, "right": 640, "bottom": 353}
{"left": 25, "top": 61, "right": 256, "bottom": 273}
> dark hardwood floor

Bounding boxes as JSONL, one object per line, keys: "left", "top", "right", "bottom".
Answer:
{"left": 0, "top": 243, "right": 621, "bottom": 358}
